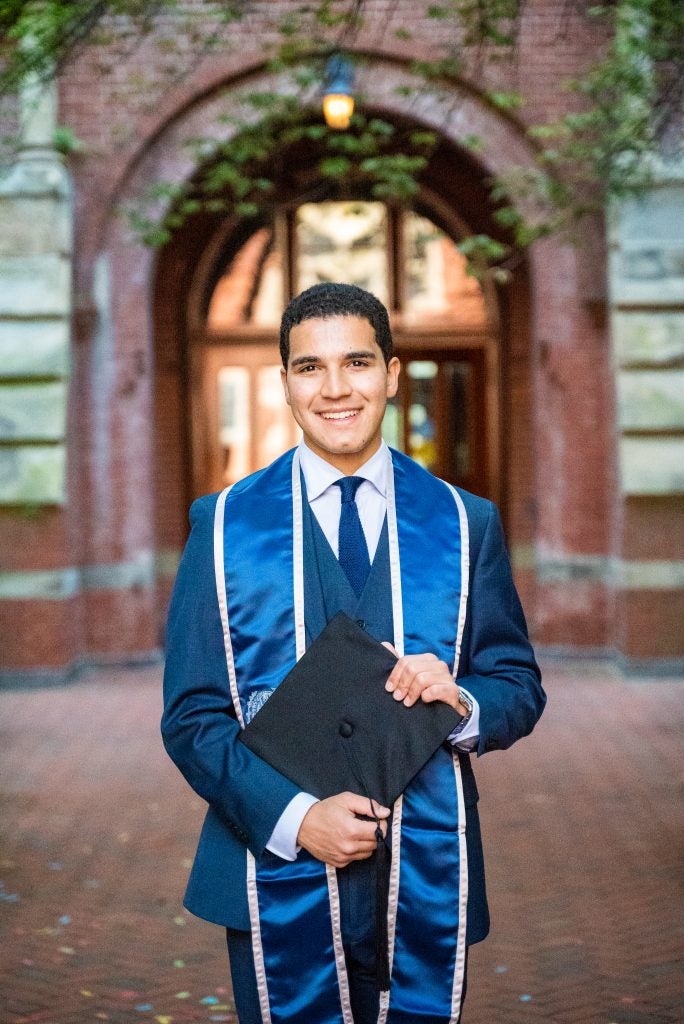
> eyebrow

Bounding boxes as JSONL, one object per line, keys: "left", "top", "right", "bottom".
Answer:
{"left": 290, "top": 350, "right": 379, "bottom": 368}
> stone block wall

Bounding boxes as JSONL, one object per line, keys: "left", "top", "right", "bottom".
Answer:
{"left": 0, "top": 76, "right": 72, "bottom": 505}
{"left": 0, "top": 76, "right": 78, "bottom": 679}
{"left": 609, "top": 164, "right": 684, "bottom": 663}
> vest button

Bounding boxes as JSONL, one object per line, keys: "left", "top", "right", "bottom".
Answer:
{"left": 339, "top": 720, "right": 354, "bottom": 738}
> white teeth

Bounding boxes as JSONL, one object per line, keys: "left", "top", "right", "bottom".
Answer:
{"left": 321, "top": 410, "right": 358, "bottom": 420}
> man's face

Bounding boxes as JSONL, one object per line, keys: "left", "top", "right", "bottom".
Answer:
{"left": 281, "top": 315, "right": 400, "bottom": 474}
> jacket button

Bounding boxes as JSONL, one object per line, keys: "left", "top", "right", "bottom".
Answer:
{"left": 356, "top": 619, "right": 365, "bottom": 629}
{"left": 339, "top": 720, "right": 354, "bottom": 738}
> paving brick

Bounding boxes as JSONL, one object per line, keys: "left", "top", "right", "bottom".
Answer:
{"left": 0, "top": 660, "right": 682, "bottom": 1023}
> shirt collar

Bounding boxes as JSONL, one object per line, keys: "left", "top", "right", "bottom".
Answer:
{"left": 298, "top": 440, "right": 389, "bottom": 502}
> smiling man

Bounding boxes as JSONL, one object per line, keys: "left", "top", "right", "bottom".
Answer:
{"left": 162, "top": 282, "right": 545, "bottom": 1024}
{"left": 281, "top": 313, "right": 400, "bottom": 473}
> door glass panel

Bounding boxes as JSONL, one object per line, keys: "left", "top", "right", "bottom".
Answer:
{"left": 256, "top": 365, "right": 300, "bottom": 467}
{"left": 250, "top": 247, "right": 285, "bottom": 327}
{"left": 444, "top": 361, "right": 472, "bottom": 478}
{"left": 208, "top": 227, "right": 284, "bottom": 329}
{"left": 383, "top": 354, "right": 485, "bottom": 492}
{"left": 211, "top": 355, "right": 300, "bottom": 490}
{"left": 404, "top": 212, "right": 487, "bottom": 329}
{"left": 217, "top": 366, "right": 250, "bottom": 484}
{"left": 296, "top": 201, "right": 389, "bottom": 303}
{"left": 382, "top": 399, "right": 403, "bottom": 450}
{"left": 407, "top": 361, "right": 438, "bottom": 471}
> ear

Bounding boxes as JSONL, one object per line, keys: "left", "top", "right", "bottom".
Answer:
{"left": 386, "top": 357, "right": 400, "bottom": 399}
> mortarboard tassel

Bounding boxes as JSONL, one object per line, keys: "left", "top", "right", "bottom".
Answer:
{"left": 374, "top": 820, "right": 391, "bottom": 991}
{"left": 339, "top": 728, "right": 392, "bottom": 991}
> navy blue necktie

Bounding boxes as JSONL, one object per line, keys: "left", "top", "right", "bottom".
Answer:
{"left": 335, "top": 476, "right": 371, "bottom": 597}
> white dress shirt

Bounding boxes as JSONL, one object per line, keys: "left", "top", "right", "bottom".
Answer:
{"left": 266, "top": 440, "right": 480, "bottom": 861}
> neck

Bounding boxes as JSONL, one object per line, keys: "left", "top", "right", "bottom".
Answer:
{"left": 306, "top": 439, "right": 383, "bottom": 475}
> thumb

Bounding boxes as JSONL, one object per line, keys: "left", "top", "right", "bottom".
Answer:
{"left": 381, "top": 640, "right": 398, "bottom": 657}
{"left": 341, "top": 792, "right": 391, "bottom": 818}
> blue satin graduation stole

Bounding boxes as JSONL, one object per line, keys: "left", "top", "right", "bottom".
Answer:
{"left": 213, "top": 446, "right": 471, "bottom": 1024}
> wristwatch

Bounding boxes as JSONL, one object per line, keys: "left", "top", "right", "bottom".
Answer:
{"left": 453, "top": 687, "right": 473, "bottom": 733}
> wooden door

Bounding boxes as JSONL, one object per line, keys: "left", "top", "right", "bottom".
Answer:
{"left": 191, "top": 342, "right": 300, "bottom": 496}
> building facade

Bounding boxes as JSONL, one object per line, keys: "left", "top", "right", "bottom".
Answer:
{"left": 1, "top": 1, "right": 682, "bottom": 681}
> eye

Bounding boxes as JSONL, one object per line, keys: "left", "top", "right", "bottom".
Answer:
{"left": 350, "top": 359, "right": 370, "bottom": 368}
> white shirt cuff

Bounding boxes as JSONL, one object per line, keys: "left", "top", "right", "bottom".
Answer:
{"left": 266, "top": 792, "right": 320, "bottom": 861}
{"left": 447, "top": 687, "right": 480, "bottom": 752}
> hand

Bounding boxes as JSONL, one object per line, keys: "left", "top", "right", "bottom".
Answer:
{"left": 382, "top": 642, "right": 469, "bottom": 715}
{"left": 297, "top": 792, "right": 390, "bottom": 868}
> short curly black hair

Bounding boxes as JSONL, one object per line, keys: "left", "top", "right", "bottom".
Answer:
{"left": 280, "top": 282, "right": 393, "bottom": 367}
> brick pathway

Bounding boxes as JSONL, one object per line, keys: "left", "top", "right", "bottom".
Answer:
{"left": 0, "top": 662, "right": 681, "bottom": 1024}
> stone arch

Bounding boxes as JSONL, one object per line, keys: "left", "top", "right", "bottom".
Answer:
{"left": 80, "top": 56, "right": 614, "bottom": 647}
{"left": 79, "top": 51, "right": 542, "bottom": 265}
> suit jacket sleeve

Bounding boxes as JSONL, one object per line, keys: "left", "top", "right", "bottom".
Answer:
{"left": 161, "top": 494, "right": 301, "bottom": 857}
{"left": 456, "top": 499, "right": 546, "bottom": 756}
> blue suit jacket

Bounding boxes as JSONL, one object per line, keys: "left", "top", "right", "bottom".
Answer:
{"left": 161, "top": 478, "right": 545, "bottom": 936}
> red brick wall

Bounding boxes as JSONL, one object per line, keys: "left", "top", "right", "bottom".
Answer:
{"left": 2, "top": 2, "right": 637, "bottom": 674}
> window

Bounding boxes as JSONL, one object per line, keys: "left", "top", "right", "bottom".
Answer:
{"left": 196, "top": 202, "right": 498, "bottom": 499}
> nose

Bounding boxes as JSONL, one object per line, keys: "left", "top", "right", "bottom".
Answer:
{"left": 320, "top": 366, "right": 352, "bottom": 399}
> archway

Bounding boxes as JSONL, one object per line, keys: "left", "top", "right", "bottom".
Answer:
{"left": 65, "top": 50, "right": 617, "bottom": 659}
{"left": 151, "top": 118, "right": 533, "bottom": 630}
{"left": 96, "top": 57, "right": 544, "bottom": 636}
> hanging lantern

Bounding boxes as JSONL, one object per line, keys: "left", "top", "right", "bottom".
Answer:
{"left": 322, "top": 54, "right": 355, "bottom": 130}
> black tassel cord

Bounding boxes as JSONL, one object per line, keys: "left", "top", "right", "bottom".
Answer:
{"left": 340, "top": 729, "right": 392, "bottom": 991}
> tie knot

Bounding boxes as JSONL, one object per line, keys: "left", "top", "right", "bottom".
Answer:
{"left": 336, "top": 476, "right": 365, "bottom": 504}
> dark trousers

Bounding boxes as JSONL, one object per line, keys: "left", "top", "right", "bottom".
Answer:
{"left": 226, "top": 859, "right": 468, "bottom": 1023}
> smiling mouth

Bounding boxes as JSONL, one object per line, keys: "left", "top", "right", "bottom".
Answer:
{"left": 319, "top": 410, "right": 360, "bottom": 421}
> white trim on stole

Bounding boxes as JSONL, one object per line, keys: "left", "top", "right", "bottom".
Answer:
{"left": 377, "top": 448, "right": 405, "bottom": 1024}
{"left": 213, "top": 486, "right": 273, "bottom": 1024}
{"left": 213, "top": 486, "right": 243, "bottom": 728}
{"left": 445, "top": 482, "right": 470, "bottom": 1022}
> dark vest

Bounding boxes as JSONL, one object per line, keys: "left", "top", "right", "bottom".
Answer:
{"left": 302, "top": 487, "right": 393, "bottom": 647}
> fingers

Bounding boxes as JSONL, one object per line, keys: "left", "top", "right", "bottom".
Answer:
{"left": 340, "top": 792, "right": 391, "bottom": 819}
{"left": 419, "top": 683, "right": 460, "bottom": 709}
{"left": 381, "top": 641, "right": 399, "bottom": 656}
{"left": 385, "top": 652, "right": 439, "bottom": 695}
{"left": 329, "top": 844, "right": 377, "bottom": 868}
{"left": 329, "top": 807, "right": 389, "bottom": 868}
{"left": 385, "top": 654, "right": 454, "bottom": 707}
{"left": 297, "top": 793, "right": 391, "bottom": 868}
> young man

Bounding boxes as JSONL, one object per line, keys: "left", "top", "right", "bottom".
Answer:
{"left": 162, "top": 282, "right": 545, "bottom": 1024}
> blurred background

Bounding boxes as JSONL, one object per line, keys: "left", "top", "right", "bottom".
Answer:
{"left": 0, "top": 2, "right": 681, "bottom": 1021}
{"left": 0, "top": 0, "right": 682, "bottom": 678}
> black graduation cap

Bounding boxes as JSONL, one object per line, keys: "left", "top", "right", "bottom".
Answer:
{"left": 239, "top": 611, "right": 462, "bottom": 808}
{"left": 239, "top": 611, "right": 462, "bottom": 991}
